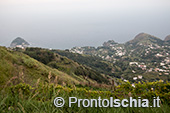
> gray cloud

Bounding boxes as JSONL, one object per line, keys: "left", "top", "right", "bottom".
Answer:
{"left": 0, "top": 0, "right": 170, "bottom": 49}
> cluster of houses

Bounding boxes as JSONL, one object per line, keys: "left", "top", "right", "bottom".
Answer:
{"left": 70, "top": 44, "right": 127, "bottom": 60}
{"left": 70, "top": 41, "right": 170, "bottom": 77}
{"left": 113, "top": 46, "right": 126, "bottom": 56}
{"left": 13, "top": 44, "right": 28, "bottom": 49}
{"left": 70, "top": 47, "right": 84, "bottom": 54}
{"left": 129, "top": 60, "right": 170, "bottom": 75}
{"left": 129, "top": 62, "right": 147, "bottom": 70}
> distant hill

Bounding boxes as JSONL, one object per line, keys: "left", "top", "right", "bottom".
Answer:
{"left": 70, "top": 32, "right": 169, "bottom": 58}
{"left": 103, "top": 40, "right": 118, "bottom": 47}
{"left": 69, "top": 32, "right": 170, "bottom": 82}
{"left": 125, "top": 33, "right": 164, "bottom": 46}
{"left": 164, "top": 35, "right": 170, "bottom": 42}
{"left": 10, "top": 37, "right": 29, "bottom": 48}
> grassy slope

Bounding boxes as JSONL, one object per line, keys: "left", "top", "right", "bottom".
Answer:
{"left": 0, "top": 46, "right": 80, "bottom": 90}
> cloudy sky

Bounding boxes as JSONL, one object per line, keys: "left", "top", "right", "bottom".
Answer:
{"left": 0, "top": 0, "right": 170, "bottom": 49}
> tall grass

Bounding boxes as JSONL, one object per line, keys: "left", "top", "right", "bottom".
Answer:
{"left": 0, "top": 81, "right": 170, "bottom": 113}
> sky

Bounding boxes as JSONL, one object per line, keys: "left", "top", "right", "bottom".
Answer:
{"left": 0, "top": 0, "right": 170, "bottom": 49}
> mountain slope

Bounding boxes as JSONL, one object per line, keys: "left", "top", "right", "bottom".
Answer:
{"left": 164, "top": 35, "right": 170, "bottom": 42}
{"left": 69, "top": 33, "right": 170, "bottom": 82}
{"left": 0, "top": 46, "right": 82, "bottom": 90}
{"left": 53, "top": 49, "right": 115, "bottom": 76}
{"left": 125, "top": 33, "right": 164, "bottom": 46}
{"left": 22, "top": 47, "right": 109, "bottom": 84}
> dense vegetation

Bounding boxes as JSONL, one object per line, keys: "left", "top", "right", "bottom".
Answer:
{"left": 1, "top": 79, "right": 170, "bottom": 113}
{"left": 53, "top": 49, "right": 114, "bottom": 75}
{"left": 23, "top": 47, "right": 109, "bottom": 84}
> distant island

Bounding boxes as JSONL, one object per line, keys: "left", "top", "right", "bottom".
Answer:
{"left": 10, "top": 37, "right": 29, "bottom": 49}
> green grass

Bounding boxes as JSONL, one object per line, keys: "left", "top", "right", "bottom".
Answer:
{"left": 0, "top": 46, "right": 81, "bottom": 90}
{"left": 1, "top": 81, "right": 170, "bottom": 113}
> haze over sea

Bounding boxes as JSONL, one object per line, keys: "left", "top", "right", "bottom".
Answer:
{"left": 0, "top": 0, "right": 170, "bottom": 49}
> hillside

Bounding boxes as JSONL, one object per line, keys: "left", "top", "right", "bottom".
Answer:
{"left": 126, "top": 33, "right": 164, "bottom": 46}
{"left": 0, "top": 46, "right": 87, "bottom": 90}
{"left": 69, "top": 33, "right": 170, "bottom": 82}
{"left": 53, "top": 49, "right": 115, "bottom": 75}
{"left": 21, "top": 47, "right": 109, "bottom": 84}
{"left": 165, "top": 35, "right": 170, "bottom": 42}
